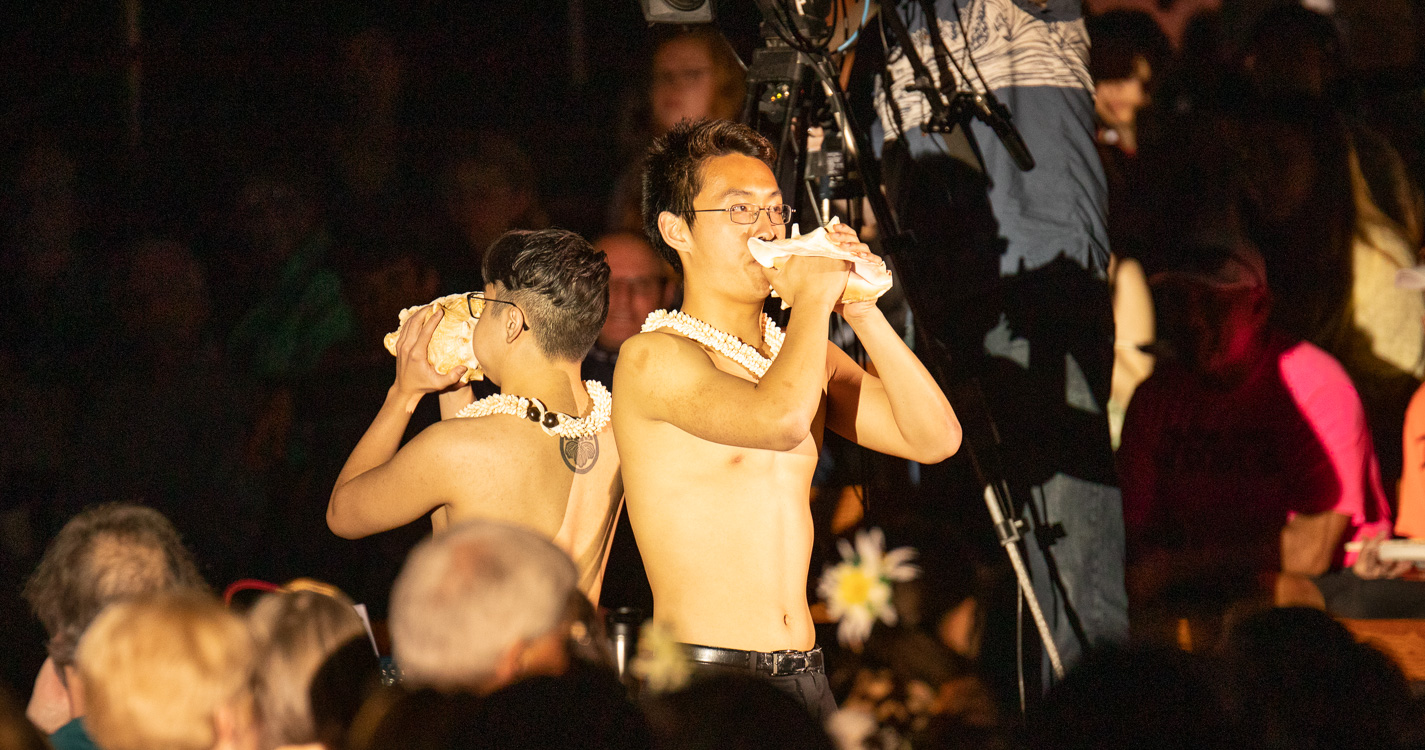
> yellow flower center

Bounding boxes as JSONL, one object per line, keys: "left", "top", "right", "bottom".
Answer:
{"left": 837, "top": 568, "right": 874, "bottom": 606}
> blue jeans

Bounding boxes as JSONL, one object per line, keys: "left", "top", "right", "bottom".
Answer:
{"left": 1021, "top": 473, "right": 1129, "bottom": 686}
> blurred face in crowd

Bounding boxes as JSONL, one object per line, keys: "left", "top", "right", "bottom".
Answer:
{"left": 651, "top": 37, "right": 718, "bottom": 134}
{"left": 446, "top": 161, "right": 532, "bottom": 254}
{"left": 236, "top": 177, "right": 317, "bottom": 269}
{"left": 121, "top": 241, "right": 211, "bottom": 350}
{"left": 594, "top": 233, "right": 671, "bottom": 351}
{"left": 1241, "top": 121, "right": 1317, "bottom": 228}
{"left": 348, "top": 255, "right": 439, "bottom": 344}
{"left": 1175, "top": 283, "right": 1270, "bottom": 381}
{"left": 1246, "top": 33, "right": 1332, "bottom": 98}
{"left": 1095, "top": 56, "right": 1151, "bottom": 133}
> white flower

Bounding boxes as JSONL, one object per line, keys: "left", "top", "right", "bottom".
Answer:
{"left": 630, "top": 620, "right": 691, "bottom": 694}
{"left": 816, "top": 528, "right": 919, "bottom": 648}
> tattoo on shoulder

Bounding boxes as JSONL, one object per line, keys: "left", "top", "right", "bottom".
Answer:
{"left": 560, "top": 434, "right": 599, "bottom": 474}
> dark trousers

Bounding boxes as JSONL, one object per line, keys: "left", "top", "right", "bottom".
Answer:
{"left": 687, "top": 660, "right": 838, "bottom": 725}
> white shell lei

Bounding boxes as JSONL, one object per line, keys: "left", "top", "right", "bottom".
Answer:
{"left": 453, "top": 380, "right": 611, "bottom": 439}
{"left": 641, "top": 310, "right": 785, "bottom": 379}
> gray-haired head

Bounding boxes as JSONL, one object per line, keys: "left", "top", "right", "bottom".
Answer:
{"left": 389, "top": 520, "right": 577, "bottom": 690}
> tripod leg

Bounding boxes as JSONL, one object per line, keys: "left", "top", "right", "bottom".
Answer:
{"left": 985, "top": 484, "right": 1066, "bottom": 681}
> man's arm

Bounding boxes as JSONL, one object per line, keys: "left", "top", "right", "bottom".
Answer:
{"left": 821, "top": 222, "right": 959, "bottom": 463}
{"left": 824, "top": 305, "right": 960, "bottom": 464}
{"left": 327, "top": 305, "right": 467, "bottom": 538}
{"left": 616, "top": 297, "right": 835, "bottom": 451}
{"left": 1276, "top": 510, "right": 1352, "bottom": 607}
{"left": 614, "top": 255, "right": 847, "bottom": 451}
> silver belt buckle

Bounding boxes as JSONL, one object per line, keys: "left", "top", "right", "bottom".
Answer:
{"left": 770, "top": 649, "right": 808, "bottom": 676}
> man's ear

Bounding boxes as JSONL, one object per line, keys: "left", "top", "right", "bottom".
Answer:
{"left": 658, "top": 211, "right": 694, "bottom": 255}
{"left": 505, "top": 306, "right": 526, "bottom": 343}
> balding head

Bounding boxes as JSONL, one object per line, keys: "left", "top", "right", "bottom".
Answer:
{"left": 389, "top": 521, "right": 577, "bottom": 691}
{"left": 24, "top": 504, "right": 207, "bottom": 668}
{"left": 594, "top": 231, "right": 673, "bottom": 351}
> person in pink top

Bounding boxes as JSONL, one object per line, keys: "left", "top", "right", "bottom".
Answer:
{"left": 1119, "top": 238, "right": 1400, "bottom": 644}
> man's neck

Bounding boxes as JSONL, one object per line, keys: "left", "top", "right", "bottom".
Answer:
{"left": 680, "top": 287, "right": 769, "bottom": 349}
{"left": 498, "top": 357, "right": 587, "bottom": 415}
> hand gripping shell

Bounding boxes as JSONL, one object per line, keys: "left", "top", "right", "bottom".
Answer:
{"left": 746, "top": 217, "right": 893, "bottom": 308}
{"left": 383, "top": 293, "right": 485, "bottom": 383}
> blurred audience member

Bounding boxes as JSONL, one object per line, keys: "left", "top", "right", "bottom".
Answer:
{"left": 648, "top": 27, "right": 745, "bottom": 136}
{"left": 1237, "top": 99, "right": 1354, "bottom": 354}
{"left": 582, "top": 231, "right": 676, "bottom": 387}
{"left": 644, "top": 674, "right": 835, "bottom": 750}
{"left": 324, "top": 26, "right": 425, "bottom": 253}
{"left": 606, "top": 27, "right": 745, "bottom": 233}
{"left": 1243, "top": 6, "right": 1424, "bottom": 253}
{"left": 451, "top": 668, "right": 651, "bottom": 750}
{"left": 246, "top": 590, "right": 366, "bottom": 750}
{"left": 1, "top": 138, "right": 105, "bottom": 384}
{"left": 1119, "top": 239, "right": 1394, "bottom": 647}
{"left": 346, "top": 688, "right": 477, "bottom": 750}
{"left": 1241, "top": 4, "right": 1341, "bottom": 100}
{"left": 433, "top": 132, "right": 549, "bottom": 294}
{"left": 1221, "top": 607, "right": 1424, "bottom": 750}
{"left": 23, "top": 503, "right": 206, "bottom": 746}
{"left": 271, "top": 245, "right": 442, "bottom": 608}
{"left": 1240, "top": 99, "right": 1422, "bottom": 493}
{"left": 64, "top": 240, "right": 269, "bottom": 586}
{"left": 75, "top": 591, "right": 259, "bottom": 750}
{"left": 225, "top": 172, "right": 355, "bottom": 381}
{"left": 307, "top": 636, "right": 382, "bottom": 750}
{"left": 1025, "top": 645, "right": 1232, "bottom": 750}
{"left": 1086, "top": 13, "right": 1167, "bottom": 445}
{"left": 1089, "top": 10, "right": 1170, "bottom": 158}
{"left": 388, "top": 521, "right": 578, "bottom": 693}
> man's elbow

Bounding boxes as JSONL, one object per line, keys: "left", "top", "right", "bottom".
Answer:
{"left": 326, "top": 493, "right": 366, "bottom": 540}
{"left": 769, "top": 413, "right": 815, "bottom": 452}
{"left": 914, "top": 417, "right": 962, "bottom": 464}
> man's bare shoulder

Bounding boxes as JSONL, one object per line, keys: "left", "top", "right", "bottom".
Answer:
{"left": 408, "top": 413, "right": 542, "bottom": 461}
{"left": 614, "top": 330, "right": 714, "bottom": 382}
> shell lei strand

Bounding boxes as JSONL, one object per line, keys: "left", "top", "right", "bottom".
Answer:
{"left": 453, "top": 380, "right": 611, "bottom": 439}
{"left": 641, "top": 310, "right": 785, "bottom": 379}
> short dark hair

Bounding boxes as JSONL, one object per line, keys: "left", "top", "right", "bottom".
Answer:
{"left": 23, "top": 503, "right": 207, "bottom": 666}
{"left": 641, "top": 119, "right": 775, "bottom": 274}
{"left": 481, "top": 229, "right": 610, "bottom": 362}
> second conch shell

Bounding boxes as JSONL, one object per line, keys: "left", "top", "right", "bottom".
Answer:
{"left": 383, "top": 293, "right": 485, "bottom": 383}
{"left": 747, "top": 217, "right": 893, "bottom": 309}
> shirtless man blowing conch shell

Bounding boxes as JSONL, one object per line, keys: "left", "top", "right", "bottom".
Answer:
{"left": 327, "top": 229, "right": 622, "bottom": 602}
{"left": 615, "top": 120, "right": 961, "bottom": 718}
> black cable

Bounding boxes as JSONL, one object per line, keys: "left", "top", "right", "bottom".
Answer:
{"left": 877, "top": 15, "right": 910, "bottom": 142}
{"left": 948, "top": 0, "right": 992, "bottom": 95}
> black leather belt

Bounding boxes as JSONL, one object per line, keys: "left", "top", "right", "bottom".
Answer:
{"left": 681, "top": 643, "right": 825, "bottom": 677}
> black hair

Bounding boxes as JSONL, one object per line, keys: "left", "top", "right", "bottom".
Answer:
{"left": 481, "top": 228, "right": 610, "bottom": 361}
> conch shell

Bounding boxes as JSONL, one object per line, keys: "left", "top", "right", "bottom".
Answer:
{"left": 747, "top": 217, "right": 893, "bottom": 308}
{"left": 383, "top": 293, "right": 485, "bottom": 383}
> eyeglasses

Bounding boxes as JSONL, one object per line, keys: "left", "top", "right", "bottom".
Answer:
{"left": 465, "top": 291, "right": 529, "bottom": 331}
{"left": 691, "top": 204, "right": 795, "bottom": 226}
